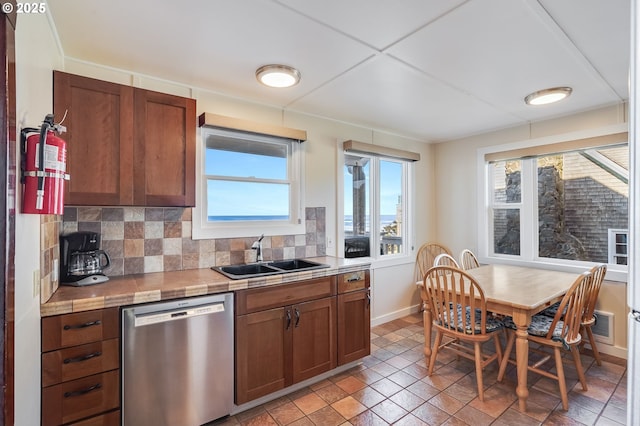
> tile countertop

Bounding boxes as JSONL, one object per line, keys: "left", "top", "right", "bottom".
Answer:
{"left": 41, "top": 256, "right": 372, "bottom": 317}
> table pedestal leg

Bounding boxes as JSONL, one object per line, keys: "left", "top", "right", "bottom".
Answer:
{"left": 513, "top": 311, "right": 530, "bottom": 411}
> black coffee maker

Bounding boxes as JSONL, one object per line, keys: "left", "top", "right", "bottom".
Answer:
{"left": 60, "top": 231, "right": 111, "bottom": 286}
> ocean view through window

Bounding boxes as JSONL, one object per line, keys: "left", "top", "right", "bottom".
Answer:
{"left": 193, "top": 125, "right": 304, "bottom": 239}
{"left": 343, "top": 152, "right": 411, "bottom": 259}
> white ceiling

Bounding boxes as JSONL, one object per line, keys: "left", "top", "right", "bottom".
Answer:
{"left": 47, "top": 0, "right": 630, "bottom": 142}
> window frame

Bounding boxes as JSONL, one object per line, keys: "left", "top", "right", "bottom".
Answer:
{"left": 338, "top": 148, "right": 415, "bottom": 264}
{"left": 477, "top": 123, "right": 628, "bottom": 282}
{"left": 192, "top": 126, "right": 305, "bottom": 239}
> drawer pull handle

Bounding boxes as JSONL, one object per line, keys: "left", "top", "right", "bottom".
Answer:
{"left": 294, "top": 308, "right": 300, "bottom": 328}
{"left": 285, "top": 310, "right": 292, "bottom": 330}
{"left": 366, "top": 292, "right": 371, "bottom": 308}
{"left": 63, "top": 351, "right": 102, "bottom": 364}
{"left": 63, "top": 320, "right": 101, "bottom": 330}
{"left": 64, "top": 383, "right": 102, "bottom": 398}
{"left": 347, "top": 276, "right": 361, "bottom": 282}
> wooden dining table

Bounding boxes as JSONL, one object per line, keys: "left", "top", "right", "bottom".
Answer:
{"left": 421, "top": 263, "right": 581, "bottom": 411}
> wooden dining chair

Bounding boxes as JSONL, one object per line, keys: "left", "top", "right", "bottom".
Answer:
{"left": 433, "top": 253, "right": 460, "bottom": 268}
{"left": 415, "top": 242, "right": 452, "bottom": 283}
{"left": 497, "top": 271, "right": 593, "bottom": 411}
{"left": 540, "top": 264, "right": 607, "bottom": 366}
{"left": 580, "top": 264, "right": 607, "bottom": 366}
{"left": 459, "top": 249, "right": 480, "bottom": 270}
{"left": 422, "top": 266, "right": 504, "bottom": 401}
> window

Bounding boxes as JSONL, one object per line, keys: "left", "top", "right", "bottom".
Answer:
{"left": 193, "top": 126, "right": 304, "bottom": 239}
{"left": 608, "top": 229, "right": 628, "bottom": 265}
{"left": 343, "top": 153, "right": 412, "bottom": 260}
{"left": 484, "top": 138, "right": 628, "bottom": 274}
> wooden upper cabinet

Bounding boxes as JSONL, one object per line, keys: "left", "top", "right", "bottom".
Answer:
{"left": 134, "top": 89, "right": 195, "bottom": 206}
{"left": 53, "top": 71, "right": 196, "bottom": 207}
{"left": 54, "top": 71, "right": 135, "bottom": 205}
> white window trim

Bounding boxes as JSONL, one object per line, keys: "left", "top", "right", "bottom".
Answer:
{"left": 477, "top": 123, "right": 628, "bottom": 282}
{"left": 337, "top": 144, "right": 415, "bottom": 267}
{"left": 192, "top": 127, "right": 305, "bottom": 239}
{"left": 608, "top": 229, "right": 629, "bottom": 265}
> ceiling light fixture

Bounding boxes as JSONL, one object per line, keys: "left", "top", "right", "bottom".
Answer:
{"left": 256, "top": 64, "right": 301, "bottom": 88}
{"left": 524, "top": 87, "right": 572, "bottom": 106}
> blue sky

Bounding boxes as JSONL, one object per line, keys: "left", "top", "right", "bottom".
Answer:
{"left": 205, "top": 148, "right": 402, "bottom": 218}
{"left": 206, "top": 149, "right": 288, "bottom": 216}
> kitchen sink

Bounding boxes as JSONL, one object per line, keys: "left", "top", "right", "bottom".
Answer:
{"left": 213, "top": 259, "right": 329, "bottom": 279}
{"left": 268, "top": 259, "right": 326, "bottom": 271}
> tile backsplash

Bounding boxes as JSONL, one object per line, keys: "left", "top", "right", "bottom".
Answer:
{"left": 61, "top": 206, "right": 326, "bottom": 277}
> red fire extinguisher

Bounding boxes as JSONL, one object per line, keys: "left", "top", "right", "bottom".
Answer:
{"left": 20, "top": 114, "right": 70, "bottom": 215}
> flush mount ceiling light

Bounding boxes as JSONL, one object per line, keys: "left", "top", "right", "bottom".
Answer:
{"left": 256, "top": 64, "right": 301, "bottom": 88}
{"left": 524, "top": 87, "right": 573, "bottom": 106}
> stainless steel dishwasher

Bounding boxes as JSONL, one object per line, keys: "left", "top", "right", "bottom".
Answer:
{"left": 122, "top": 293, "right": 234, "bottom": 426}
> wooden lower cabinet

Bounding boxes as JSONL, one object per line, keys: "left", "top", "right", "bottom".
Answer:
{"left": 234, "top": 276, "right": 339, "bottom": 405}
{"left": 235, "top": 296, "right": 337, "bottom": 405}
{"left": 41, "top": 371, "right": 119, "bottom": 426}
{"left": 235, "top": 307, "right": 288, "bottom": 403}
{"left": 67, "top": 410, "right": 120, "bottom": 426}
{"left": 41, "top": 308, "right": 120, "bottom": 426}
{"left": 337, "top": 270, "right": 371, "bottom": 365}
{"left": 291, "top": 297, "right": 337, "bottom": 383}
{"left": 337, "top": 289, "right": 371, "bottom": 365}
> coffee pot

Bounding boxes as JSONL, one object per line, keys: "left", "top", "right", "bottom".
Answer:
{"left": 60, "top": 231, "right": 111, "bottom": 286}
{"left": 68, "top": 250, "right": 110, "bottom": 277}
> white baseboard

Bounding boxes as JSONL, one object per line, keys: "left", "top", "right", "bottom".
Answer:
{"left": 371, "top": 303, "right": 422, "bottom": 327}
{"left": 585, "top": 342, "right": 628, "bottom": 360}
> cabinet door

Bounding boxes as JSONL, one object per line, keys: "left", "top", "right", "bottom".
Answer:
{"left": 133, "top": 89, "right": 195, "bottom": 206}
{"left": 235, "top": 307, "right": 290, "bottom": 404}
{"left": 291, "top": 297, "right": 336, "bottom": 383}
{"left": 337, "top": 289, "right": 371, "bottom": 365}
{"left": 54, "top": 71, "right": 134, "bottom": 205}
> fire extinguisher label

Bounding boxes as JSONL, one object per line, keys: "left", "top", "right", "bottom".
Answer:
{"left": 35, "top": 143, "right": 66, "bottom": 172}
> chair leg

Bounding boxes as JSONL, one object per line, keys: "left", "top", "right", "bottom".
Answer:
{"left": 497, "top": 330, "right": 515, "bottom": 382}
{"left": 570, "top": 344, "right": 588, "bottom": 391}
{"left": 585, "top": 325, "right": 602, "bottom": 366}
{"left": 428, "top": 330, "right": 443, "bottom": 375}
{"left": 493, "top": 332, "right": 503, "bottom": 366}
{"left": 474, "top": 341, "right": 485, "bottom": 402}
{"left": 554, "top": 347, "right": 569, "bottom": 411}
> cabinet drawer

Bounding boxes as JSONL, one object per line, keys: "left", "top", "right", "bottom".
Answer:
{"left": 68, "top": 409, "right": 120, "bottom": 426}
{"left": 236, "top": 276, "right": 336, "bottom": 315}
{"left": 42, "top": 308, "right": 119, "bottom": 352}
{"left": 42, "top": 370, "right": 119, "bottom": 426}
{"left": 337, "top": 270, "right": 370, "bottom": 294}
{"left": 42, "top": 339, "right": 119, "bottom": 387}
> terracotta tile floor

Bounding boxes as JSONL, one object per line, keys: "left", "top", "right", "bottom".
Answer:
{"left": 214, "top": 313, "right": 627, "bottom": 425}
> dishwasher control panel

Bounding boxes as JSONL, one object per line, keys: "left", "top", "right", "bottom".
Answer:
{"left": 134, "top": 302, "right": 226, "bottom": 327}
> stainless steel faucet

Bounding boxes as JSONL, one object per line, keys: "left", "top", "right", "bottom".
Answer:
{"left": 252, "top": 234, "right": 265, "bottom": 262}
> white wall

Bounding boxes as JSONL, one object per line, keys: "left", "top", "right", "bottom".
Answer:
{"left": 433, "top": 103, "right": 629, "bottom": 357}
{"left": 14, "top": 11, "right": 63, "bottom": 426}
